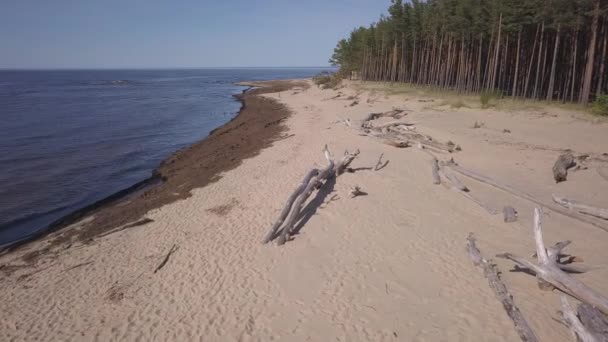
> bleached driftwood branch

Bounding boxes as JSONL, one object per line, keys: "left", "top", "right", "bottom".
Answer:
{"left": 264, "top": 145, "right": 359, "bottom": 245}
{"left": 466, "top": 234, "right": 538, "bottom": 342}
{"left": 497, "top": 208, "right": 608, "bottom": 315}
{"left": 553, "top": 195, "right": 608, "bottom": 221}
{"left": 446, "top": 160, "right": 608, "bottom": 232}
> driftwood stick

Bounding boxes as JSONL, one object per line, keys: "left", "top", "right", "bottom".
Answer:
{"left": 553, "top": 152, "right": 576, "bottom": 183}
{"left": 372, "top": 121, "right": 416, "bottom": 130}
{"left": 560, "top": 296, "right": 599, "bottom": 342}
{"left": 553, "top": 195, "right": 608, "bottom": 221}
{"left": 498, "top": 208, "right": 608, "bottom": 315}
{"left": 447, "top": 161, "right": 608, "bottom": 232}
{"left": 374, "top": 153, "right": 389, "bottom": 171}
{"left": 154, "top": 244, "right": 179, "bottom": 274}
{"left": 467, "top": 234, "right": 538, "bottom": 342}
{"left": 262, "top": 169, "right": 319, "bottom": 244}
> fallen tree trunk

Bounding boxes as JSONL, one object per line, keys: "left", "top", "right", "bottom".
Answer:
{"left": 467, "top": 234, "right": 538, "bottom": 342}
{"left": 266, "top": 145, "right": 359, "bottom": 246}
{"left": 497, "top": 208, "right": 608, "bottom": 315}
{"left": 578, "top": 303, "right": 608, "bottom": 341}
{"left": 561, "top": 295, "right": 600, "bottom": 342}
{"left": 262, "top": 169, "right": 320, "bottom": 244}
{"left": 446, "top": 160, "right": 608, "bottom": 232}
{"left": 277, "top": 147, "right": 335, "bottom": 245}
{"left": 553, "top": 152, "right": 576, "bottom": 183}
{"left": 552, "top": 195, "right": 608, "bottom": 221}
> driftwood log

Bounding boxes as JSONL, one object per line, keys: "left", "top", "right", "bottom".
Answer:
{"left": 553, "top": 152, "right": 576, "bottom": 183}
{"left": 578, "top": 303, "right": 608, "bottom": 341}
{"left": 467, "top": 234, "right": 538, "bottom": 342}
{"left": 264, "top": 145, "right": 359, "bottom": 245}
{"left": 561, "top": 295, "right": 600, "bottom": 342}
{"left": 497, "top": 208, "right": 608, "bottom": 315}
{"left": 553, "top": 195, "right": 608, "bottom": 221}
{"left": 446, "top": 160, "right": 608, "bottom": 232}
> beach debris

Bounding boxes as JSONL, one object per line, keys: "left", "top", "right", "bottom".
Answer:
{"left": 349, "top": 185, "right": 366, "bottom": 198}
{"left": 553, "top": 152, "right": 576, "bottom": 183}
{"left": 154, "top": 244, "right": 179, "bottom": 274}
{"left": 497, "top": 208, "right": 608, "bottom": 315}
{"left": 374, "top": 153, "right": 389, "bottom": 171}
{"left": 552, "top": 195, "right": 608, "bottom": 221}
{"left": 503, "top": 128, "right": 512, "bottom": 133}
{"left": 466, "top": 233, "right": 538, "bottom": 342}
{"left": 472, "top": 121, "right": 485, "bottom": 129}
{"left": 503, "top": 206, "right": 518, "bottom": 223}
{"left": 445, "top": 159, "right": 608, "bottom": 232}
{"left": 263, "top": 145, "right": 360, "bottom": 245}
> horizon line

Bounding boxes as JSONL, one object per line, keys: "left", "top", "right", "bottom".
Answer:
{"left": 0, "top": 66, "right": 337, "bottom": 71}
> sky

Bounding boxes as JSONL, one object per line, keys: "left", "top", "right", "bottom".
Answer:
{"left": 0, "top": 0, "right": 388, "bottom": 69}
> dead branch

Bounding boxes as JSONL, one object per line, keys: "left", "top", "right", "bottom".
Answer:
{"left": 561, "top": 296, "right": 600, "bottom": 342}
{"left": 349, "top": 186, "right": 366, "bottom": 198}
{"left": 467, "top": 234, "right": 538, "bottom": 342}
{"left": 154, "top": 244, "right": 179, "bottom": 274}
{"left": 374, "top": 153, "right": 389, "bottom": 171}
{"left": 553, "top": 152, "right": 576, "bottom": 183}
{"left": 497, "top": 208, "right": 608, "bottom": 315}
{"left": 552, "top": 195, "right": 608, "bottom": 221}
{"left": 446, "top": 160, "right": 608, "bottom": 232}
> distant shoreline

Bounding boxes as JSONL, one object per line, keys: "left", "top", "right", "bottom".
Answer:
{"left": 2, "top": 79, "right": 307, "bottom": 257}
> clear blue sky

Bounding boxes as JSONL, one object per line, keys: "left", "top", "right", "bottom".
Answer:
{"left": 0, "top": 1, "right": 388, "bottom": 69}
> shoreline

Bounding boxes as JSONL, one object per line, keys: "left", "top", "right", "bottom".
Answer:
{"left": 2, "top": 79, "right": 307, "bottom": 258}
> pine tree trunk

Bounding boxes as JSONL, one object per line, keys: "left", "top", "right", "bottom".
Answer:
{"left": 533, "top": 22, "right": 545, "bottom": 100}
{"left": 595, "top": 18, "right": 607, "bottom": 95}
{"left": 512, "top": 29, "right": 522, "bottom": 97}
{"left": 570, "top": 28, "right": 579, "bottom": 102}
{"left": 580, "top": 0, "right": 600, "bottom": 105}
{"left": 547, "top": 25, "right": 561, "bottom": 101}
{"left": 524, "top": 24, "right": 540, "bottom": 99}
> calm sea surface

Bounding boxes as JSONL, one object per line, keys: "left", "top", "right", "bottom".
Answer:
{"left": 0, "top": 68, "right": 328, "bottom": 247}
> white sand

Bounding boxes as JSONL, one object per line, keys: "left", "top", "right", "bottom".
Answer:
{"left": 2, "top": 80, "right": 608, "bottom": 341}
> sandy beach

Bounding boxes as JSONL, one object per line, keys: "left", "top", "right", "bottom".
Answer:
{"left": 2, "top": 79, "right": 608, "bottom": 341}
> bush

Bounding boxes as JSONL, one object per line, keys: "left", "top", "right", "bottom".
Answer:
{"left": 592, "top": 94, "right": 608, "bottom": 116}
{"left": 312, "top": 71, "right": 342, "bottom": 89}
{"left": 480, "top": 91, "right": 500, "bottom": 108}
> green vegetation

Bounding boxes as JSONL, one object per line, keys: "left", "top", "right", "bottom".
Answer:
{"left": 592, "top": 94, "right": 608, "bottom": 115}
{"left": 480, "top": 91, "right": 501, "bottom": 108}
{"left": 329, "top": 0, "right": 607, "bottom": 105}
{"left": 312, "top": 71, "right": 342, "bottom": 89}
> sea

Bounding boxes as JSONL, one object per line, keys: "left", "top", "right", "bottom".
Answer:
{"left": 0, "top": 68, "right": 329, "bottom": 248}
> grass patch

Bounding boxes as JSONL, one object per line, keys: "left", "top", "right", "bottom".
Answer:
{"left": 592, "top": 94, "right": 608, "bottom": 116}
{"left": 312, "top": 71, "right": 342, "bottom": 89}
